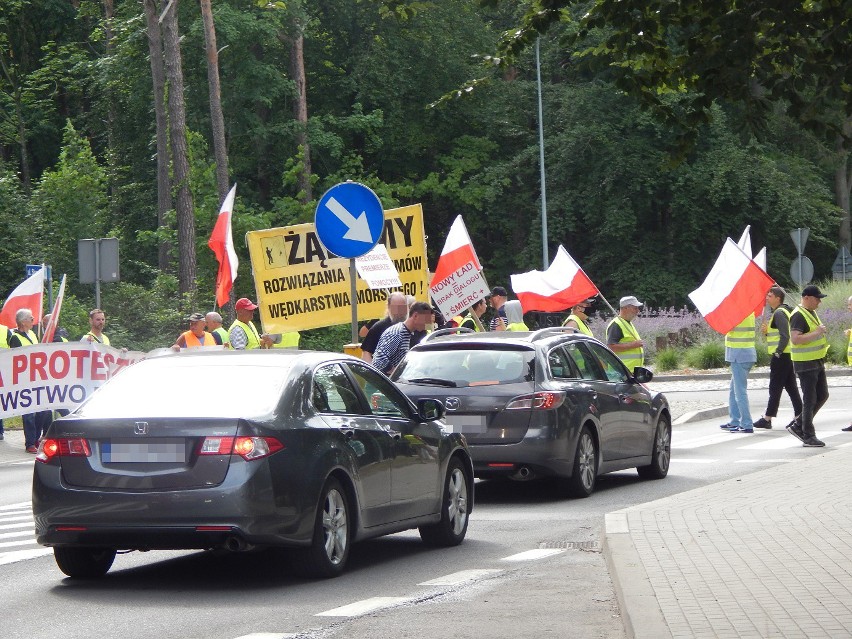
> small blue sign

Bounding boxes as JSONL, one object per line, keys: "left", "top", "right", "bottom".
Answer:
{"left": 26, "top": 264, "right": 50, "bottom": 279}
{"left": 314, "top": 182, "right": 384, "bottom": 259}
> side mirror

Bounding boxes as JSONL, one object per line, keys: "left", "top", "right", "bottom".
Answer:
{"left": 417, "top": 398, "right": 445, "bottom": 421}
{"left": 632, "top": 366, "right": 654, "bottom": 384}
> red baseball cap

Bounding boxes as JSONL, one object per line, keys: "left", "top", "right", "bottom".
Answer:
{"left": 235, "top": 298, "right": 258, "bottom": 311}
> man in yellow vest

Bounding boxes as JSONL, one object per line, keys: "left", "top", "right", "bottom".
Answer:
{"left": 563, "top": 298, "right": 594, "bottom": 336}
{"left": 229, "top": 298, "right": 272, "bottom": 350}
{"left": 81, "top": 308, "right": 111, "bottom": 345}
{"left": 720, "top": 312, "right": 757, "bottom": 433}
{"left": 205, "top": 311, "right": 230, "bottom": 348}
{"left": 8, "top": 308, "right": 42, "bottom": 452}
{"left": 504, "top": 300, "right": 529, "bottom": 331}
{"left": 172, "top": 313, "right": 216, "bottom": 349}
{"left": 459, "top": 299, "right": 487, "bottom": 332}
{"left": 607, "top": 296, "right": 645, "bottom": 373}
{"left": 0, "top": 323, "right": 9, "bottom": 441}
{"left": 842, "top": 295, "right": 852, "bottom": 432}
{"left": 753, "top": 286, "right": 802, "bottom": 430}
{"left": 788, "top": 285, "right": 829, "bottom": 447}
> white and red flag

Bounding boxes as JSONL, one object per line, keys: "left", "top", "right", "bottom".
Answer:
{"left": 429, "top": 215, "right": 482, "bottom": 287}
{"left": 208, "top": 184, "right": 238, "bottom": 308}
{"left": 0, "top": 267, "right": 45, "bottom": 328}
{"left": 41, "top": 274, "right": 67, "bottom": 343}
{"left": 688, "top": 238, "right": 774, "bottom": 335}
{"left": 510, "top": 245, "right": 599, "bottom": 312}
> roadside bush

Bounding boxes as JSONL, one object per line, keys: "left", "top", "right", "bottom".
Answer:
{"left": 684, "top": 341, "right": 725, "bottom": 369}
{"left": 654, "top": 348, "right": 681, "bottom": 372}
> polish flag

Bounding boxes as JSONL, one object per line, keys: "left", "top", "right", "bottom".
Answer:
{"left": 510, "top": 245, "right": 599, "bottom": 312}
{"left": 41, "top": 274, "right": 67, "bottom": 343}
{"left": 429, "top": 216, "right": 482, "bottom": 286}
{"left": 208, "top": 184, "right": 238, "bottom": 308}
{"left": 0, "top": 267, "right": 45, "bottom": 328}
{"left": 688, "top": 238, "right": 774, "bottom": 335}
{"left": 737, "top": 225, "right": 752, "bottom": 257}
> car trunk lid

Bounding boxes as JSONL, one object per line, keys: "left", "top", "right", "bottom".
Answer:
{"left": 53, "top": 417, "right": 242, "bottom": 490}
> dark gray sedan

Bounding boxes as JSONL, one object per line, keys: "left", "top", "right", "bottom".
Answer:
{"left": 393, "top": 328, "right": 670, "bottom": 498}
{"left": 33, "top": 350, "right": 473, "bottom": 579}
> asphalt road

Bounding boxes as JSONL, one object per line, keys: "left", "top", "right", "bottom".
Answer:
{"left": 1, "top": 383, "right": 848, "bottom": 639}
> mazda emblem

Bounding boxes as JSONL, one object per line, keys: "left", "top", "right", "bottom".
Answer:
{"left": 134, "top": 422, "right": 148, "bottom": 435}
{"left": 444, "top": 397, "right": 460, "bottom": 411}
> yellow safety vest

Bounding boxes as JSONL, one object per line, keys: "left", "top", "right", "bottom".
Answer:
{"left": 506, "top": 322, "right": 528, "bottom": 331}
{"left": 790, "top": 306, "right": 828, "bottom": 362}
{"left": 212, "top": 326, "right": 230, "bottom": 348}
{"left": 85, "top": 332, "right": 111, "bottom": 345}
{"left": 607, "top": 316, "right": 644, "bottom": 372}
{"left": 563, "top": 314, "right": 593, "bottom": 337}
{"left": 10, "top": 329, "right": 38, "bottom": 346}
{"left": 460, "top": 313, "right": 482, "bottom": 332}
{"left": 229, "top": 319, "right": 261, "bottom": 350}
{"left": 766, "top": 307, "right": 792, "bottom": 355}
{"left": 847, "top": 328, "right": 852, "bottom": 365}
{"left": 725, "top": 314, "right": 756, "bottom": 349}
{"left": 0, "top": 325, "right": 9, "bottom": 348}
{"left": 273, "top": 331, "right": 301, "bottom": 348}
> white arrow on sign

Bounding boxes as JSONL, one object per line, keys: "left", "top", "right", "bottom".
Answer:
{"left": 325, "top": 196, "right": 373, "bottom": 243}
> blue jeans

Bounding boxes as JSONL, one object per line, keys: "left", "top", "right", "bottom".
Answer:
{"left": 728, "top": 361, "right": 754, "bottom": 429}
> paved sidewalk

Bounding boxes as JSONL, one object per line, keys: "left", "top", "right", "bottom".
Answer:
{"left": 604, "top": 446, "right": 852, "bottom": 638}
{"left": 0, "top": 429, "right": 33, "bottom": 463}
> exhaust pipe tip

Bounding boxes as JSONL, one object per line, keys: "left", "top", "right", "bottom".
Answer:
{"left": 224, "top": 536, "right": 247, "bottom": 552}
{"left": 511, "top": 466, "right": 534, "bottom": 481}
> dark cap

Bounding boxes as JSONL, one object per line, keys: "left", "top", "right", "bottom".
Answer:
{"left": 801, "top": 285, "right": 827, "bottom": 299}
{"left": 235, "top": 297, "right": 258, "bottom": 311}
{"left": 488, "top": 286, "right": 508, "bottom": 298}
{"left": 187, "top": 312, "right": 205, "bottom": 322}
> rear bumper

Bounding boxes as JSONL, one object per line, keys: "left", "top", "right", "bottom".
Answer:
{"left": 469, "top": 436, "right": 574, "bottom": 479}
{"left": 32, "top": 460, "right": 312, "bottom": 549}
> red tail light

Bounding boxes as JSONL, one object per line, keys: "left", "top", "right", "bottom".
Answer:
{"left": 505, "top": 391, "right": 566, "bottom": 410}
{"left": 198, "top": 436, "right": 284, "bottom": 460}
{"left": 36, "top": 438, "right": 91, "bottom": 463}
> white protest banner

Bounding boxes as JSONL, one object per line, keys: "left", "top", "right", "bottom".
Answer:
{"left": 0, "top": 342, "right": 146, "bottom": 418}
{"left": 355, "top": 244, "right": 402, "bottom": 289}
{"left": 430, "top": 262, "right": 490, "bottom": 319}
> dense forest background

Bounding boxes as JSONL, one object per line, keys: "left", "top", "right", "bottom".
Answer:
{"left": 0, "top": 0, "right": 848, "bottom": 349}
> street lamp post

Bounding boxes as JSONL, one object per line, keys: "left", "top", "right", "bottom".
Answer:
{"left": 535, "top": 37, "right": 548, "bottom": 270}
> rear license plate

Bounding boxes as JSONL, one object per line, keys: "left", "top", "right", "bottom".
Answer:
{"left": 102, "top": 439, "right": 186, "bottom": 463}
{"left": 443, "top": 415, "right": 487, "bottom": 433}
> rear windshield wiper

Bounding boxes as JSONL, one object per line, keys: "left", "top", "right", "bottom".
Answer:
{"left": 403, "top": 377, "right": 458, "bottom": 387}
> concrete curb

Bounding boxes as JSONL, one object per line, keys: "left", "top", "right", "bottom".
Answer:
{"left": 603, "top": 513, "right": 672, "bottom": 639}
{"left": 672, "top": 405, "right": 728, "bottom": 425}
{"left": 654, "top": 366, "right": 849, "bottom": 382}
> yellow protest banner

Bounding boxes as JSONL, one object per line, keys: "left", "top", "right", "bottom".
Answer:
{"left": 246, "top": 204, "right": 429, "bottom": 332}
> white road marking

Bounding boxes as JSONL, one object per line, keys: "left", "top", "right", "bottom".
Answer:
{"left": 0, "top": 530, "right": 34, "bottom": 541}
{"left": 419, "top": 569, "right": 503, "bottom": 586}
{"left": 739, "top": 431, "right": 844, "bottom": 450}
{"left": 316, "top": 596, "right": 410, "bottom": 617}
{"left": 233, "top": 634, "right": 298, "bottom": 639}
{"left": 0, "top": 502, "right": 30, "bottom": 511}
{"left": 674, "top": 433, "right": 737, "bottom": 449}
{"left": 734, "top": 459, "right": 795, "bottom": 464}
{"left": 671, "top": 458, "right": 718, "bottom": 464}
{"left": 0, "top": 517, "right": 34, "bottom": 528}
{"left": 0, "top": 548, "right": 52, "bottom": 566}
{"left": 501, "top": 548, "right": 564, "bottom": 562}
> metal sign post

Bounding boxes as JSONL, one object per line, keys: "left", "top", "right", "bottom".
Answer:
{"left": 78, "top": 238, "right": 120, "bottom": 309}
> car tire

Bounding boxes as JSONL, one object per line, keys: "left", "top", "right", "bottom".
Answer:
{"left": 290, "top": 477, "right": 350, "bottom": 578}
{"left": 564, "top": 426, "right": 597, "bottom": 498}
{"left": 53, "top": 546, "right": 116, "bottom": 579}
{"left": 637, "top": 415, "right": 671, "bottom": 480}
{"left": 419, "top": 456, "right": 470, "bottom": 547}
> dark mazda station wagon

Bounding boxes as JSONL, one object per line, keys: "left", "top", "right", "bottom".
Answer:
{"left": 393, "top": 327, "right": 671, "bottom": 498}
{"left": 33, "top": 350, "right": 473, "bottom": 579}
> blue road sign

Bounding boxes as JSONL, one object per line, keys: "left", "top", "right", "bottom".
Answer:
{"left": 314, "top": 182, "right": 384, "bottom": 258}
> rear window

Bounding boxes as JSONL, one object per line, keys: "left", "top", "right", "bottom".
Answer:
{"left": 76, "top": 358, "right": 293, "bottom": 419}
{"left": 394, "top": 348, "right": 535, "bottom": 387}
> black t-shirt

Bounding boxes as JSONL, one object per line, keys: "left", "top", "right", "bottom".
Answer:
{"left": 361, "top": 316, "right": 395, "bottom": 355}
{"left": 606, "top": 322, "right": 625, "bottom": 345}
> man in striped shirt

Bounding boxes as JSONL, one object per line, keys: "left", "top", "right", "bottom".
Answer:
{"left": 371, "top": 302, "right": 432, "bottom": 375}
